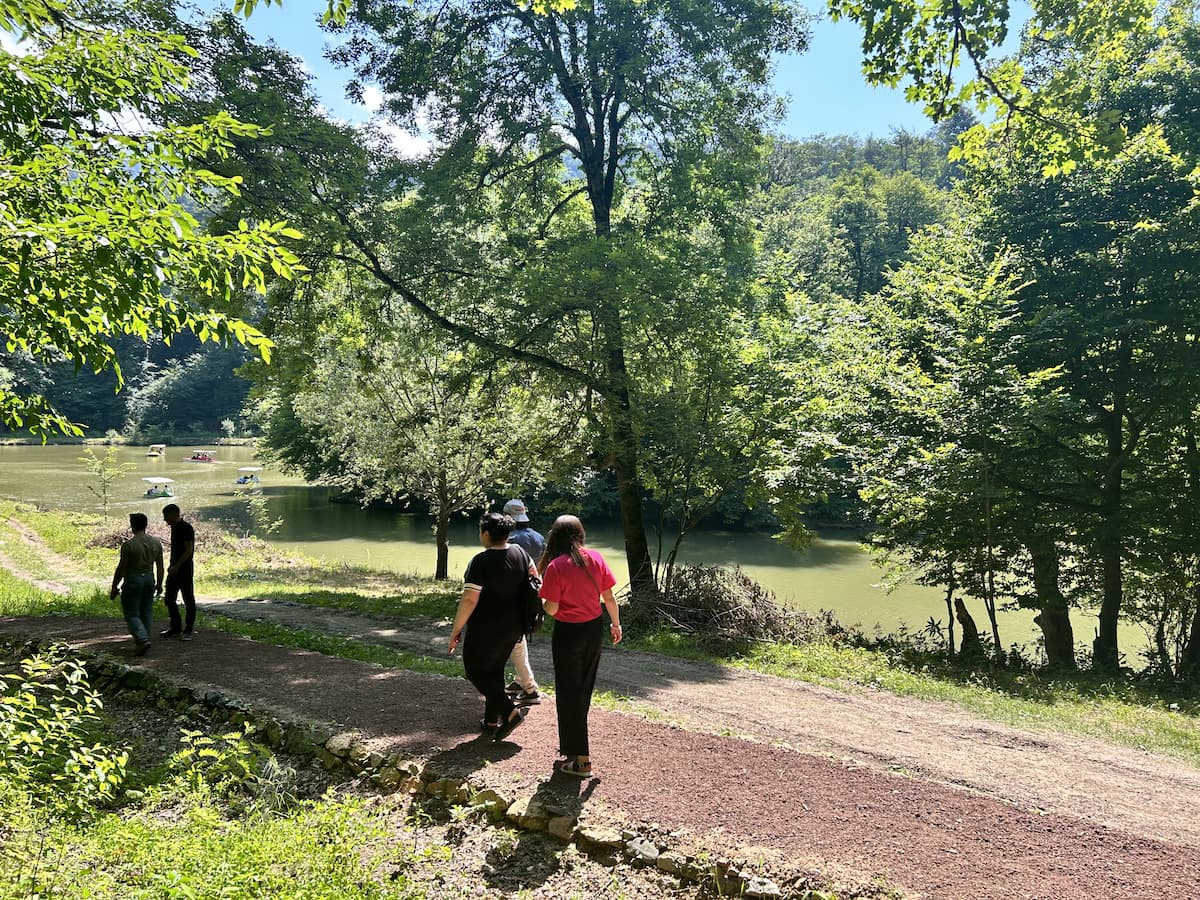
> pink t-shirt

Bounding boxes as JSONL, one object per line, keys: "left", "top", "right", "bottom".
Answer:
{"left": 539, "top": 548, "right": 616, "bottom": 623}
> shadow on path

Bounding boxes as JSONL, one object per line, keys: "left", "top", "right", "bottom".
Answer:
{"left": 3, "top": 615, "right": 1200, "bottom": 900}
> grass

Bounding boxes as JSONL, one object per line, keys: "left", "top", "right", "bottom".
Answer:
{"left": 3, "top": 501, "right": 1199, "bottom": 768}
{"left": 628, "top": 632, "right": 1200, "bottom": 767}
{"left": 0, "top": 499, "right": 457, "bottom": 617}
{"left": 0, "top": 644, "right": 443, "bottom": 900}
{"left": 0, "top": 567, "right": 108, "bottom": 618}
{"left": 0, "top": 519, "right": 56, "bottom": 581}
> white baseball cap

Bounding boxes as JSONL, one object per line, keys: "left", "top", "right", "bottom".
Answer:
{"left": 503, "top": 499, "right": 530, "bottom": 522}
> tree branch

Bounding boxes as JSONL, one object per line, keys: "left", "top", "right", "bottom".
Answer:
{"left": 329, "top": 206, "right": 603, "bottom": 394}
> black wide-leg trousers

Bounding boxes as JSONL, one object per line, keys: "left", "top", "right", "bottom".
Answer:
{"left": 463, "top": 625, "right": 521, "bottom": 725}
{"left": 551, "top": 616, "right": 603, "bottom": 757}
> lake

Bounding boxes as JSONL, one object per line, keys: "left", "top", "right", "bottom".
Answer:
{"left": 0, "top": 443, "right": 1137, "bottom": 652}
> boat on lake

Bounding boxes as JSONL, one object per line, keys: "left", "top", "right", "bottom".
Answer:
{"left": 235, "top": 466, "right": 263, "bottom": 485}
{"left": 142, "top": 476, "right": 174, "bottom": 498}
{"left": 184, "top": 449, "right": 216, "bottom": 463}
{"left": 146, "top": 443, "right": 166, "bottom": 458}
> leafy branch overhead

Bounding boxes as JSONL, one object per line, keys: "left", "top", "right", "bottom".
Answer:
{"left": 0, "top": 0, "right": 305, "bottom": 436}
{"left": 829, "top": 0, "right": 1160, "bottom": 173}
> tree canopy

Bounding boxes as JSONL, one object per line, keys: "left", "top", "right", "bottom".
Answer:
{"left": 0, "top": 0, "right": 307, "bottom": 436}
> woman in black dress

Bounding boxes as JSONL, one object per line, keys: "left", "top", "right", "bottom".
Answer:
{"left": 448, "top": 512, "right": 535, "bottom": 742}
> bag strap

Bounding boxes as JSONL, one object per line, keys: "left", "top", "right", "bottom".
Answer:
{"left": 516, "top": 545, "right": 539, "bottom": 579}
{"left": 578, "top": 550, "right": 602, "bottom": 596}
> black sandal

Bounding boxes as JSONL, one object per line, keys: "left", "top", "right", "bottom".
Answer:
{"left": 492, "top": 707, "right": 527, "bottom": 743}
{"left": 480, "top": 718, "right": 499, "bottom": 731}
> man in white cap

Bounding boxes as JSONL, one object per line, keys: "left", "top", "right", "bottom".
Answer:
{"left": 503, "top": 498, "right": 544, "bottom": 704}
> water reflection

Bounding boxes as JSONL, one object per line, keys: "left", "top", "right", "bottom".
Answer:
{"left": 0, "top": 443, "right": 1128, "bottom": 647}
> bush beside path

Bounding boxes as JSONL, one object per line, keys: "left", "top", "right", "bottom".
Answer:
{"left": 0, "top": 615, "right": 1197, "bottom": 900}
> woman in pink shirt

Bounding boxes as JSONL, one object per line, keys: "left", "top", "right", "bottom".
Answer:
{"left": 538, "top": 515, "right": 623, "bottom": 777}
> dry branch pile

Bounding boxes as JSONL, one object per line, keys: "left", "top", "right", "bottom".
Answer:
{"left": 627, "top": 564, "right": 844, "bottom": 652}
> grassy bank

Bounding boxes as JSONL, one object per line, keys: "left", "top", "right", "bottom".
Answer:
{"left": 2, "top": 501, "right": 1198, "bottom": 768}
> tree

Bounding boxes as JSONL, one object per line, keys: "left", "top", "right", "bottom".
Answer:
{"left": 966, "top": 16, "right": 1200, "bottom": 667}
{"left": 830, "top": 0, "right": 1160, "bottom": 173}
{"left": 854, "top": 227, "right": 1080, "bottom": 666}
{"left": 0, "top": 0, "right": 306, "bottom": 437}
{"left": 80, "top": 447, "right": 135, "bottom": 518}
{"left": 836, "top": 5, "right": 1200, "bottom": 671}
{"left": 125, "top": 347, "right": 254, "bottom": 439}
{"left": 294, "top": 331, "right": 562, "bottom": 579}
{"left": 275, "top": 0, "right": 810, "bottom": 594}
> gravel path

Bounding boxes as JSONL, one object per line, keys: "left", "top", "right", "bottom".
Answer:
{"left": 200, "top": 596, "right": 1200, "bottom": 851}
{"left": 4, "top": 521, "right": 1200, "bottom": 898}
{"left": 1, "top": 615, "right": 1197, "bottom": 900}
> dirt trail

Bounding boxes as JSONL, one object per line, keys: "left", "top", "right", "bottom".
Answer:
{"left": 199, "top": 597, "right": 1200, "bottom": 852}
{"left": 4, "top": 528, "right": 1200, "bottom": 860}
{"left": 0, "top": 516, "right": 86, "bottom": 594}
{"left": 2, "top": 615, "right": 1198, "bottom": 900}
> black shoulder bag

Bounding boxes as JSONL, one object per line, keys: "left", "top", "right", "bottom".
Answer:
{"left": 518, "top": 547, "right": 544, "bottom": 635}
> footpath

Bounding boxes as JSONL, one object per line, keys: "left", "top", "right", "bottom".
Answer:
{"left": 1, "top": 613, "right": 1198, "bottom": 900}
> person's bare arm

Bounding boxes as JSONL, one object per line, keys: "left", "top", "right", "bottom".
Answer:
{"left": 110, "top": 546, "right": 127, "bottom": 599}
{"left": 154, "top": 548, "right": 165, "bottom": 595}
{"left": 448, "top": 587, "right": 479, "bottom": 654}
{"left": 602, "top": 588, "right": 622, "bottom": 644}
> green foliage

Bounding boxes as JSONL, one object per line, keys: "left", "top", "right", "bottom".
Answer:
{"left": 126, "top": 347, "right": 253, "bottom": 440}
{"left": 4, "top": 775, "right": 423, "bottom": 899}
{"left": 0, "top": 646, "right": 128, "bottom": 819}
{"left": 233, "top": 488, "right": 284, "bottom": 537}
{"left": 277, "top": 292, "right": 568, "bottom": 576}
{"left": 169, "top": 724, "right": 269, "bottom": 802}
{"left": 79, "top": 446, "right": 136, "bottom": 517}
{"left": 829, "top": 0, "right": 1159, "bottom": 173}
{"left": 224, "top": 0, "right": 812, "bottom": 591}
{"left": 0, "top": 0, "right": 302, "bottom": 437}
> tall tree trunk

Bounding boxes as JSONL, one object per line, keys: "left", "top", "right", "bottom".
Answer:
{"left": 433, "top": 475, "right": 450, "bottom": 580}
{"left": 955, "top": 598, "right": 983, "bottom": 658}
{"left": 611, "top": 412, "right": 656, "bottom": 595}
{"left": 943, "top": 572, "right": 956, "bottom": 658}
{"left": 1181, "top": 587, "right": 1200, "bottom": 681}
{"left": 593, "top": 187, "right": 655, "bottom": 596}
{"left": 1093, "top": 416, "right": 1125, "bottom": 670}
{"left": 1179, "top": 426, "right": 1200, "bottom": 680}
{"left": 983, "top": 463, "right": 1002, "bottom": 659}
{"left": 1025, "top": 534, "right": 1076, "bottom": 670}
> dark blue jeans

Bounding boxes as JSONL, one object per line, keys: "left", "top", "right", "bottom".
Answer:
{"left": 120, "top": 572, "right": 156, "bottom": 642}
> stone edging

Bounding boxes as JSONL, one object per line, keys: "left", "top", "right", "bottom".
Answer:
{"left": 3, "top": 639, "right": 836, "bottom": 900}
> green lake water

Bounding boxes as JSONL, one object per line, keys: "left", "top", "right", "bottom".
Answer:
{"left": 0, "top": 443, "right": 1144, "bottom": 653}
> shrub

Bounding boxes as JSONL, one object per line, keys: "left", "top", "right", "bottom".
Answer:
{"left": 168, "top": 723, "right": 281, "bottom": 814}
{"left": 88, "top": 514, "right": 247, "bottom": 556}
{"left": 627, "top": 564, "right": 846, "bottom": 652}
{"left": 0, "top": 645, "right": 128, "bottom": 819}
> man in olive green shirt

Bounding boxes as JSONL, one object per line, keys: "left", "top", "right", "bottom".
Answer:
{"left": 110, "top": 512, "right": 164, "bottom": 656}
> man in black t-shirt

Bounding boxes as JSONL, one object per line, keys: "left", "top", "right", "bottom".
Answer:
{"left": 160, "top": 504, "right": 197, "bottom": 640}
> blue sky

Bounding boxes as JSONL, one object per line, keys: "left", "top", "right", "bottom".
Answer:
{"left": 231, "top": 2, "right": 1011, "bottom": 140}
